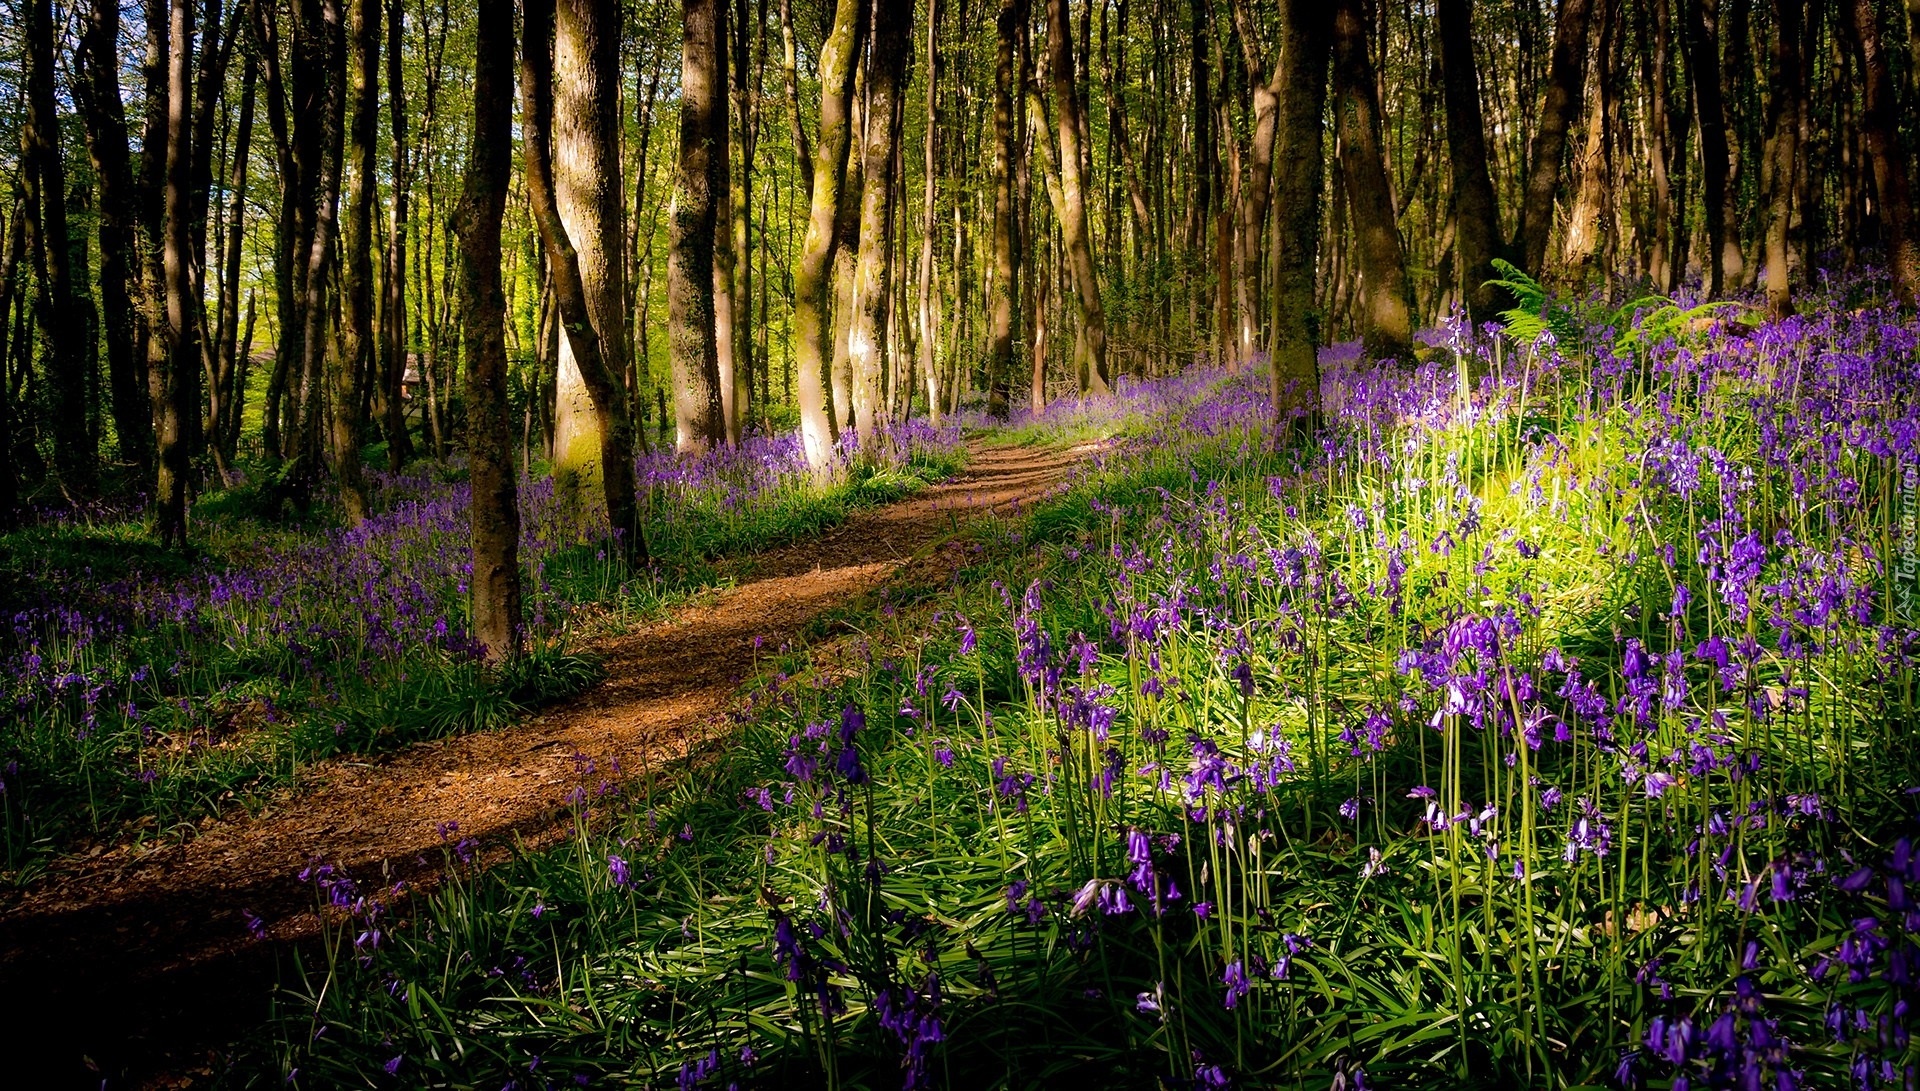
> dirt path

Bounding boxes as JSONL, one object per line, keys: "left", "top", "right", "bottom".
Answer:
{"left": 0, "top": 439, "right": 1090, "bottom": 1088}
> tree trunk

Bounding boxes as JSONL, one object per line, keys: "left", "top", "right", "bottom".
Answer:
{"left": 455, "top": 0, "right": 523, "bottom": 664}
{"left": 382, "top": 0, "right": 412, "bottom": 470}
{"left": 849, "top": 0, "right": 913, "bottom": 445}
{"left": 986, "top": 0, "right": 1025, "bottom": 419}
{"left": 1331, "top": 0, "right": 1412, "bottom": 362}
{"left": 159, "top": 0, "right": 203, "bottom": 546}
{"left": 1437, "top": 0, "right": 1508, "bottom": 319}
{"left": 76, "top": 0, "right": 156, "bottom": 478}
{"left": 1562, "top": 0, "right": 1620, "bottom": 284}
{"left": 671, "top": 0, "right": 729, "bottom": 454}
{"left": 1684, "top": 0, "right": 1740, "bottom": 294}
{"left": 335, "top": 0, "right": 379, "bottom": 525}
{"left": 1761, "top": 0, "right": 1805, "bottom": 316}
{"left": 1269, "top": 0, "right": 1331, "bottom": 419}
{"left": 916, "top": 0, "right": 944, "bottom": 427}
{"left": 1515, "top": 0, "right": 1593, "bottom": 278}
{"left": 1845, "top": 0, "right": 1919, "bottom": 304}
{"left": 791, "top": 0, "right": 866, "bottom": 466}
{"left": 23, "top": 0, "right": 95, "bottom": 494}
{"left": 709, "top": 0, "right": 741, "bottom": 447}
{"left": 1228, "top": 0, "right": 1281, "bottom": 365}
{"left": 1048, "top": 0, "right": 1109, "bottom": 394}
{"left": 524, "top": 0, "right": 646, "bottom": 562}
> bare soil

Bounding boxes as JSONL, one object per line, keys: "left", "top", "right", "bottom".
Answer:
{"left": 0, "top": 438, "right": 1090, "bottom": 1088}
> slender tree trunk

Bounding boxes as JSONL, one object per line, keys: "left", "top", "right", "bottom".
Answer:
{"left": 334, "top": 0, "right": 379, "bottom": 525}
{"left": 206, "top": 56, "right": 256, "bottom": 472}
{"left": 916, "top": 0, "right": 944, "bottom": 426}
{"left": 1438, "top": 0, "right": 1508, "bottom": 319}
{"left": 291, "top": 0, "right": 348, "bottom": 511}
{"left": 1845, "top": 0, "right": 1919, "bottom": 304}
{"left": 1562, "top": 0, "right": 1620, "bottom": 283}
{"left": 1269, "top": 0, "right": 1332, "bottom": 420}
{"left": 1515, "top": 0, "right": 1593, "bottom": 277}
{"left": 986, "top": 0, "right": 1025, "bottom": 419}
{"left": 710, "top": 0, "right": 741, "bottom": 447}
{"left": 1228, "top": 0, "right": 1281, "bottom": 365}
{"left": 849, "top": 0, "right": 913, "bottom": 445}
{"left": 382, "top": 0, "right": 412, "bottom": 470}
{"left": 159, "top": 0, "right": 203, "bottom": 546}
{"left": 1761, "top": 0, "right": 1805, "bottom": 316}
{"left": 1684, "top": 0, "right": 1739, "bottom": 294}
{"left": 23, "top": 0, "right": 94, "bottom": 494}
{"left": 791, "top": 0, "right": 866, "bottom": 466}
{"left": 1331, "top": 0, "right": 1412, "bottom": 361}
{"left": 455, "top": 0, "right": 522, "bottom": 663}
{"left": 524, "top": 0, "right": 646, "bottom": 562}
{"left": 76, "top": 0, "right": 156, "bottom": 477}
{"left": 1048, "top": 0, "right": 1108, "bottom": 393}
{"left": 672, "top": 0, "right": 729, "bottom": 454}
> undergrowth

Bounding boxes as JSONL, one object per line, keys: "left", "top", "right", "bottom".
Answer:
{"left": 252, "top": 281, "right": 1920, "bottom": 1090}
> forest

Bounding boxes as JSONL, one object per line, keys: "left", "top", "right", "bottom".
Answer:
{"left": 1, "top": 0, "right": 1918, "bottom": 1086}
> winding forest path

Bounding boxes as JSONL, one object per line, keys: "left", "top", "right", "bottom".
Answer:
{"left": 0, "top": 438, "right": 1095, "bottom": 1089}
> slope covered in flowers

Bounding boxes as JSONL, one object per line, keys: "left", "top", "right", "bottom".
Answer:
{"left": 275, "top": 287, "right": 1917, "bottom": 1089}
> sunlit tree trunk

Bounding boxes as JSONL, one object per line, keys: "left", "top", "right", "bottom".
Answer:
{"left": 455, "top": 0, "right": 522, "bottom": 664}
{"left": 334, "top": 0, "right": 379, "bottom": 525}
{"left": 709, "top": 0, "right": 740, "bottom": 448}
{"left": 671, "top": 0, "right": 728, "bottom": 454}
{"left": 549, "top": 0, "right": 637, "bottom": 524}
{"left": 792, "top": 0, "right": 866, "bottom": 466}
{"left": 916, "top": 0, "right": 944, "bottom": 427}
{"left": 986, "top": 0, "right": 1025, "bottom": 419}
{"left": 524, "top": 0, "right": 646, "bottom": 562}
{"left": 1330, "top": 0, "right": 1411, "bottom": 362}
{"left": 1515, "top": 0, "right": 1592, "bottom": 279}
{"left": 1048, "top": 0, "right": 1108, "bottom": 394}
{"left": 1228, "top": 0, "right": 1280, "bottom": 367}
{"left": 849, "top": 0, "right": 912, "bottom": 445}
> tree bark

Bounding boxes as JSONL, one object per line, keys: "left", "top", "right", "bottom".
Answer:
{"left": 23, "top": 0, "right": 95, "bottom": 494}
{"left": 335, "top": 0, "right": 379, "bottom": 525}
{"left": 671, "top": 0, "right": 729, "bottom": 454}
{"left": 1228, "top": 0, "right": 1281, "bottom": 365}
{"left": 1515, "top": 0, "right": 1593, "bottom": 278}
{"left": 1844, "top": 0, "right": 1919, "bottom": 304}
{"left": 382, "top": 0, "right": 413, "bottom": 470}
{"left": 710, "top": 0, "right": 741, "bottom": 447}
{"left": 1048, "top": 0, "right": 1109, "bottom": 393}
{"left": 791, "top": 0, "right": 866, "bottom": 465}
{"left": 916, "top": 0, "right": 944, "bottom": 427}
{"left": 1761, "top": 0, "right": 1805, "bottom": 316}
{"left": 849, "top": 0, "right": 913, "bottom": 445}
{"left": 1437, "top": 0, "right": 1508, "bottom": 319}
{"left": 159, "top": 0, "right": 204, "bottom": 546}
{"left": 1331, "top": 0, "right": 1412, "bottom": 362}
{"left": 455, "top": 0, "right": 523, "bottom": 664}
{"left": 1683, "top": 0, "right": 1740, "bottom": 295}
{"left": 986, "top": 0, "right": 1025, "bottom": 419}
{"left": 524, "top": 0, "right": 646, "bottom": 562}
{"left": 1269, "top": 0, "right": 1331, "bottom": 419}
{"left": 75, "top": 0, "right": 156, "bottom": 477}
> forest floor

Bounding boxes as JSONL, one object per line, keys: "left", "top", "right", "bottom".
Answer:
{"left": 0, "top": 437, "right": 1096, "bottom": 1089}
